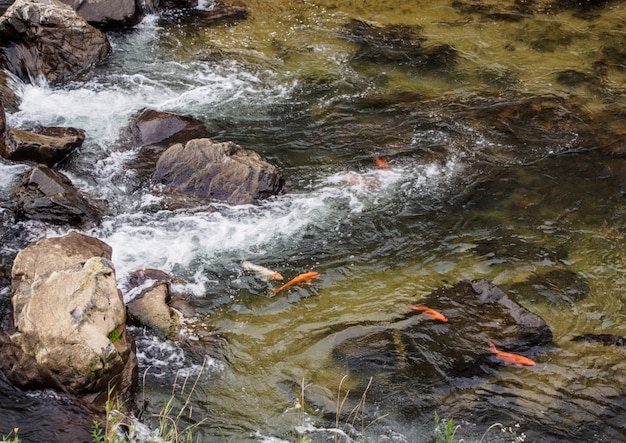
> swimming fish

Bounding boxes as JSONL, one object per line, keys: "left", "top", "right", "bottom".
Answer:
{"left": 375, "top": 157, "right": 390, "bottom": 170}
{"left": 241, "top": 261, "right": 283, "bottom": 281}
{"left": 405, "top": 305, "right": 448, "bottom": 322}
{"left": 488, "top": 341, "right": 536, "bottom": 367}
{"left": 271, "top": 271, "right": 320, "bottom": 296}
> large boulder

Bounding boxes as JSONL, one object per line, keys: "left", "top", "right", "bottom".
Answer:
{"left": 15, "top": 165, "right": 103, "bottom": 227}
{"left": 58, "top": 0, "right": 144, "bottom": 29}
{"left": 0, "top": 233, "right": 137, "bottom": 409}
{"left": 0, "top": 0, "right": 111, "bottom": 84}
{"left": 152, "top": 138, "right": 287, "bottom": 206}
{"left": 0, "top": 126, "right": 85, "bottom": 165}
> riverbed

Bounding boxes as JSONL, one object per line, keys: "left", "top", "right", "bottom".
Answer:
{"left": 1, "top": 1, "right": 626, "bottom": 442}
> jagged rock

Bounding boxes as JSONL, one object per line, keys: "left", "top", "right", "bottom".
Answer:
{"left": 0, "top": 233, "right": 137, "bottom": 410}
{"left": 0, "top": 0, "right": 111, "bottom": 83}
{"left": 58, "top": 0, "right": 144, "bottom": 29}
{"left": 152, "top": 138, "right": 287, "bottom": 205}
{"left": 15, "top": 165, "right": 103, "bottom": 227}
{"left": 0, "top": 126, "right": 85, "bottom": 165}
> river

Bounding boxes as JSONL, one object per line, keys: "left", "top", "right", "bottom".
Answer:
{"left": 1, "top": 0, "right": 626, "bottom": 442}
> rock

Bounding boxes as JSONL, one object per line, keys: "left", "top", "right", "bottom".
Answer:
{"left": 0, "top": 99, "right": 5, "bottom": 134}
{"left": 506, "top": 269, "right": 590, "bottom": 305}
{"left": 0, "top": 0, "right": 111, "bottom": 84}
{"left": 333, "top": 280, "right": 552, "bottom": 394}
{"left": 15, "top": 165, "right": 103, "bottom": 227}
{"left": 572, "top": 334, "right": 626, "bottom": 346}
{"left": 126, "top": 268, "right": 176, "bottom": 333}
{"left": 152, "top": 138, "right": 287, "bottom": 205}
{"left": 341, "top": 19, "right": 457, "bottom": 72}
{"left": 124, "top": 109, "right": 208, "bottom": 150}
{"left": 58, "top": 0, "right": 144, "bottom": 29}
{"left": 0, "top": 126, "right": 85, "bottom": 165}
{"left": 0, "top": 233, "right": 137, "bottom": 409}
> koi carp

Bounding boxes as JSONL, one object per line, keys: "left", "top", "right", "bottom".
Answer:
{"left": 406, "top": 305, "right": 448, "bottom": 322}
{"left": 488, "top": 341, "right": 536, "bottom": 367}
{"left": 241, "top": 261, "right": 283, "bottom": 281}
{"left": 375, "top": 157, "right": 390, "bottom": 170}
{"left": 271, "top": 271, "right": 320, "bottom": 296}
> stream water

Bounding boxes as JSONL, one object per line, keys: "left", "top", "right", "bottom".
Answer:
{"left": 1, "top": 1, "right": 626, "bottom": 442}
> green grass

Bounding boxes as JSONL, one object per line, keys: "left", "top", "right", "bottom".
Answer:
{"left": 1, "top": 429, "right": 20, "bottom": 443}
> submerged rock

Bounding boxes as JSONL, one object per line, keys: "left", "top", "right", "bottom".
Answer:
{"left": 572, "top": 333, "right": 626, "bottom": 346}
{"left": 0, "top": 126, "right": 85, "bottom": 165}
{"left": 332, "top": 279, "right": 552, "bottom": 411}
{"left": 506, "top": 269, "right": 590, "bottom": 306}
{"left": 152, "top": 138, "right": 287, "bottom": 206}
{"left": 15, "top": 165, "right": 103, "bottom": 227}
{"left": 0, "top": 0, "right": 111, "bottom": 84}
{"left": 341, "top": 19, "right": 457, "bottom": 73}
{"left": 0, "top": 233, "right": 137, "bottom": 410}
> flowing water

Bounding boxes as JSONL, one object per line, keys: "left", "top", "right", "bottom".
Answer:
{"left": 2, "top": 1, "right": 626, "bottom": 442}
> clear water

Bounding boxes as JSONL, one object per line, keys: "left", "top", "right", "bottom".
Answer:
{"left": 1, "top": 1, "right": 626, "bottom": 442}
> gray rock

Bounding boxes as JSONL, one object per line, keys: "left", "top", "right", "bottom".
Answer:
{"left": 152, "top": 138, "right": 286, "bottom": 205}
{"left": 15, "top": 165, "right": 103, "bottom": 227}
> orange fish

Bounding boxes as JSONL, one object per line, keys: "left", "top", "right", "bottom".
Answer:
{"left": 271, "top": 271, "right": 320, "bottom": 296}
{"left": 375, "top": 158, "right": 390, "bottom": 170}
{"left": 488, "top": 341, "right": 536, "bottom": 367}
{"left": 406, "top": 305, "right": 448, "bottom": 322}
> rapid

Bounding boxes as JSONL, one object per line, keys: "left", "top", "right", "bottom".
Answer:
{"left": 1, "top": 0, "right": 626, "bottom": 441}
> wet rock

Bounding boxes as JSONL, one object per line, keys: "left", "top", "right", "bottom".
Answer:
{"left": 59, "top": 0, "right": 144, "bottom": 29}
{"left": 0, "top": 233, "right": 137, "bottom": 411}
{"left": 126, "top": 268, "right": 177, "bottom": 333}
{"left": 333, "top": 280, "right": 551, "bottom": 388}
{"left": 0, "top": 126, "right": 85, "bottom": 165}
{"left": 15, "top": 165, "right": 103, "bottom": 227}
{"left": 0, "top": 0, "right": 111, "bottom": 84}
{"left": 572, "top": 333, "right": 626, "bottom": 346}
{"left": 152, "top": 138, "right": 287, "bottom": 206}
{"left": 0, "top": 99, "right": 4, "bottom": 134}
{"left": 124, "top": 109, "right": 208, "bottom": 150}
{"left": 120, "top": 109, "right": 208, "bottom": 184}
{"left": 506, "top": 269, "right": 590, "bottom": 305}
{"left": 341, "top": 19, "right": 457, "bottom": 73}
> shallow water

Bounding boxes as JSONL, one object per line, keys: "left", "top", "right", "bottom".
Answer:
{"left": 1, "top": 0, "right": 626, "bottom": 442}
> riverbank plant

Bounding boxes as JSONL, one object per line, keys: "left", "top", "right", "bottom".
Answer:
{"left": 434, "top": 412, "right": 460, "bottom": 443}
{"left": 92, "top": 359, "right": 208, "bottom": 443}
{"left": 1, "top": 429, "right": 20, "bottom": 443}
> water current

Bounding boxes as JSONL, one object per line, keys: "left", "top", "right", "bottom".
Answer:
{"left": 1, "top": 1, "right": 626, "bottom": 442}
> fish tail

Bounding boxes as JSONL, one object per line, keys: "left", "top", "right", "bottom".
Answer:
{"left": 488, "top": 341, "right": 497, "bottom": 353}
